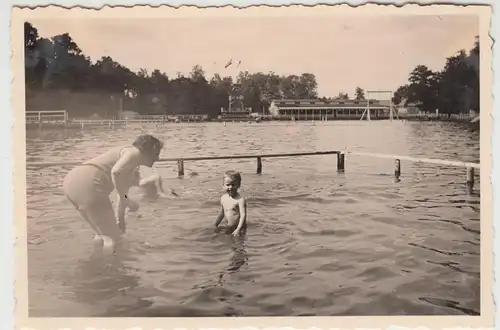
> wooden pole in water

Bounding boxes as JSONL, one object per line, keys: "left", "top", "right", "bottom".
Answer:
{"left": 177, "top": 160, "right": 185, "bottom": 177}
{"left": 256, "top": 156, "right": 262, "bottom": 174}
{"left": 394, "top": 159, "right": 401, "bottom": 179}
{"left": 466, "top": 167, "right": 474, "bottom": 194}
{"left": 337, "top": 152, "right": 345, "bottom": 172}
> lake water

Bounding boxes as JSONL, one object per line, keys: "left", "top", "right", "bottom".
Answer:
{"left": 26, "top": 120, "right": 481, "bottom": 317}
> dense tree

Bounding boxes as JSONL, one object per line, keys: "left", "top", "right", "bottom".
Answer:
{"left": 392, "top": 37, "right": 480, "bottom": 114}
{"left": 405, "top": 65, "right": 440, "bottom": 112}
{"left": 336, "top": 92, "right": 349, "bottom": 100}
{"left": 392, "top": 84, "right": 410, "bottom": 106}
{"left": 354, "top": 87, "right": 365, "bottom": 100}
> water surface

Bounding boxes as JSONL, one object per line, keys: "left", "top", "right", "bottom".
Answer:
{"left": 26, "top": 121, "right": 480, "bottom": 316}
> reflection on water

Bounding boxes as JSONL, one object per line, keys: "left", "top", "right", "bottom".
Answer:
{"left": 26, "top": 121, "right": 480, "bottom": 316}
{"left": 60, "top": 244, "right": 153, "bottom": 317}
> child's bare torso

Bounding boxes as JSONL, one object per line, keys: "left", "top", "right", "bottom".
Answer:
{"left": 221, "top": 194, "right": 244, "bottom": 228}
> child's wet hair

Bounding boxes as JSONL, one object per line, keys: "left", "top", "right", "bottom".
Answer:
{"left": 132, "top": 134, "right": 164, "bottom": 156}
{"left": 224, "top": 170, "right": 242, "bottom": 185}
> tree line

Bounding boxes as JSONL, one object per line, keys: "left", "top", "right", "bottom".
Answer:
{"left": 24, "top": 21, "right": 479, "bottom": 118}
{"left": 392, "top": 37, "right": 480, "bottom": 115}
{"left": 25, "top": 22, "right": 324, "bottom": 118}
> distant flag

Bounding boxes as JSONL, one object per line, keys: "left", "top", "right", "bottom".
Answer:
{"left": 224, "top": 58, "right": 233, "bottom": 68}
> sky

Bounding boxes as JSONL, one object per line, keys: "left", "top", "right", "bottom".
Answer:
{"left": 29, "top": 14, "right": 478, "bottom": 98}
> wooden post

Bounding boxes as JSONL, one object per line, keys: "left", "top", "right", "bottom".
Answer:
{"left": 337, "top": 152, "right": 345, "bottom": 172}
{"left": 466, "top": 167, "right": 474, "bottom": 194}
{"left": 177, "top": 160, "right": 185, "bottom": 177}
{"left": 257, "top": 156, "right": 262, "bottom": 174}
{"left": 37, "top": 112, "right": 42, "bottom": 129}
{"left": 394, "top": 159, "right": 401, "bottom": 179}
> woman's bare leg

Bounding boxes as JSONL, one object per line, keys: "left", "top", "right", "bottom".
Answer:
{"left": 80, "top": 198, "right": 122, "bottom": 255}
{"left": 66, "top": 195, "right": 105, "bottom": 252}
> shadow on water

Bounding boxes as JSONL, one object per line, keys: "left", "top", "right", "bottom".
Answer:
{"left": 60, "top": 243, "right": 156, "bottom": 317}
{"left": 214, "top": 232, "right": 249, "bottom": 285}
{"left": 102, "top": 228, "right": 250, "bottom": 317}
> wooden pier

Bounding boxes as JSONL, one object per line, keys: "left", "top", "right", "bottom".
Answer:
{"left": 27, "top": 150, "right": 480, "bottom": 194}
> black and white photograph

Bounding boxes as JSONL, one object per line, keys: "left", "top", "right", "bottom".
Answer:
{"left": 13, "top": 2, "right": 493, "bottom": 328}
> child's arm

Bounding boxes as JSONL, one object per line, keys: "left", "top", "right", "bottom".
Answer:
{"left": 232, "top": 197, "right": 247, "bottom": 236}
{"left": 139, "top": 174, "right": 178, "bottom": 197}
{"left": 215, "top": 199, "right": 225, "bottom": 227}
{"left": 154, "top": 175, "right": 166, "bottom": 195}
{"left": 138, "top": 174, "right": 157, "bottom": 188}
{"left": 156, "top": 176, "right": 179, "bottom": 197}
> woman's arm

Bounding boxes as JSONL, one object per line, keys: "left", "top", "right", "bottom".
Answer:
{"left": 111, "top": 149, "right": 140, "bottom": 201}
{"left": 111, "top": 149, "right": 140, "bottom": 231}
{"left": 116, "top": 189, "right": 129, "bottom": 233}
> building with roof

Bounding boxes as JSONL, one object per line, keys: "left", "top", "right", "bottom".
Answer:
{"left": 218, "top": 94, "right": 254, "bottom": 120}
{"left": 219, "top": 106, "right": 253, "bottom": 120}
{"left": 268, "top": 99, "right": 395, "bottom": 120}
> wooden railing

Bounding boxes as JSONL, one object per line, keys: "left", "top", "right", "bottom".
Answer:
{"left": 27, "top": 150, "right": 479, "bottom": 193}
{"left": 26, "top": 110, "right": 68, "bottom": 124}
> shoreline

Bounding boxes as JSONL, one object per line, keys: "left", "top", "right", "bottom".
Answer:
{"left": 25, "top": 114, "right": 479, "bottom": 131}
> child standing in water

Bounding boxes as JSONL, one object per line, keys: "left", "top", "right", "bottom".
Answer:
{"left": 215, "top": 171, "right": 247, "bottom": 236}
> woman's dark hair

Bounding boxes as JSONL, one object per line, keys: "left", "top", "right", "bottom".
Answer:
{"left": 132, "top": 134, "right": 164, "bottom": 155}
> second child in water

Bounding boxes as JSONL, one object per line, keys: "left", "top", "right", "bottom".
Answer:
{"left": 215, "top": 171, "right": 247, "bottom": 236}
{"left": 131, "top": 167, "right": 178, "bottom": 199}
